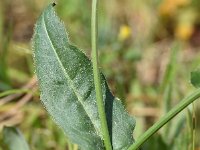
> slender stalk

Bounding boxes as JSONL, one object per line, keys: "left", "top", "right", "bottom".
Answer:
{"left": 128, "top": 88, "right": 200, "bottom": 150}
{"left": 163, "top": 84, "right": 172, "bottom": 137}
{"left": 192, "top": 103, "right": 196, "bottom": 150}
{"left": 0, "top": 89, "right": 29, "bottom": 98}
{"left": 186, "top": 109, "right": 191, "bottom": 150}
{"left": 91, "top": 0, "right": 112, "bottom": 149}
{"left": 67, "top": 140, "right": 73, "bottom": 150}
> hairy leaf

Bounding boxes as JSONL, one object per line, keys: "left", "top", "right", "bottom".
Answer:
{"left": 3, "top": 127, "right": 30, "bottom": 150}
{"left": 32, "top": 4, "right": 135, "bottom": 150}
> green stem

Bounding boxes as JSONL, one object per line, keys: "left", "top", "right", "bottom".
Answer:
{"left": 192, "top": 103, "right": 196, "bottom": 150}
{"left": 128, "top": 88, "right": 200, "bottom": 150}
{"left": 91, "top": 0, "right": 112, "bottom": 149}
{"left": 0, "top": 89, "right": 29, "bottom": 98}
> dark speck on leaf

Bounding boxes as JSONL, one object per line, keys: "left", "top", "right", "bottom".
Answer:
{"left": 52, "top": 2, "right": 56, "bottom": 7}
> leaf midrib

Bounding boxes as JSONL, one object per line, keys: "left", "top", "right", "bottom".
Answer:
{"left": 41, "top": 12, "right": 100, "bottom": 138}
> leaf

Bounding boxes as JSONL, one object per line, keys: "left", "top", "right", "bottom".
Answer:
{"left": 32, "top": 4, "right": 135, "bottom": 150}
{"left": 191, "top": 68, "right": 200, "bottom": 88}
{"left": 3, "top": 126, "right": 30, "bottom": 150}
{"left": 160, "top": 43, "right": 178, "bottom": 93}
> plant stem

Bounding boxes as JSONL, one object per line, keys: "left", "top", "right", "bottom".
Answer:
{"left": 128, "top": 88, "right": 200, "bottom": 150}
{"left": 0, "top": 89, "right": 29, "bottom": 98}
{"left": 91, "top": 0, "right": 112, "bottom": 149}
{"left": 192, "top": 103, "right": 196, "bottom": 150}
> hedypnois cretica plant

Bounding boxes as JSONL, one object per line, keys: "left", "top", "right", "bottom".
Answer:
{"left": 32, "top": 1, "right": 200, "bottom": 150}
{"left": 32, "top": 2, "right": 135, "bottom": 150}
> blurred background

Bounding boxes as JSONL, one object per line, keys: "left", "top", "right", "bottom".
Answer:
{"left": 0, "top": 0, "right": 200, "bottom": 149}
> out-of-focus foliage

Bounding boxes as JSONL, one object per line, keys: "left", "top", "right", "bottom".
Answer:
{"left": 191, "top": 68, "right": 200, "bottom": 88}
{"left": 3, "top": 127, "right": 29, "bottom": 150}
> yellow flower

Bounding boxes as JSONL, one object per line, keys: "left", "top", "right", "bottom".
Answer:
{"left": 118, "top": 25, "right": 132, "bottom": 41}
{"left": 175, "top": 24, "right": 194, "bottom": 40}
{"left": 159, "top": 0, "right": 190, "bottom": 16}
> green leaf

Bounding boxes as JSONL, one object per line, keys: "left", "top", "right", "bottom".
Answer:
{"left": 3, "top": 127, "right": 30, "bottom": 150}
{"left": 32, "top": 4, "right": 135, "bottom": 150}
{"left": 191, "top": 69, "right": 200, "bottom": 88}
{"left": 160, "top": 43, "right": 178, "bottom": 93}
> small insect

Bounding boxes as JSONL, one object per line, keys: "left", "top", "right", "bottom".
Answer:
{"left": 52, "top": 2, "right": 56, "bottom": 7}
